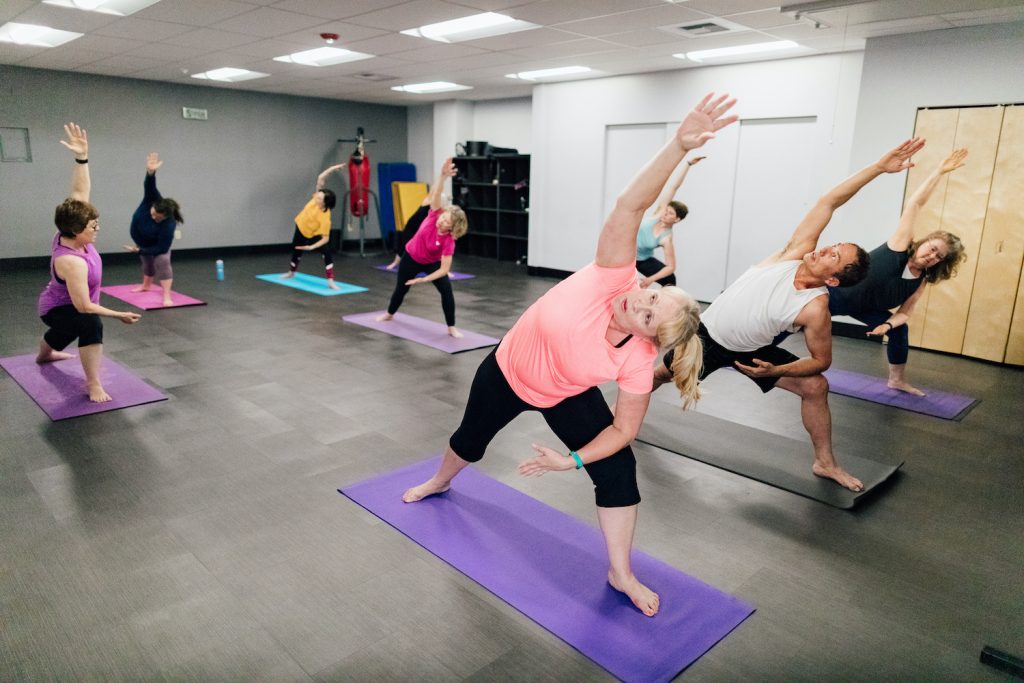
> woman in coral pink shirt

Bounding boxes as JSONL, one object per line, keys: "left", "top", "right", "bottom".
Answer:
{"left": 402, "top": 94, "right": 737, "bottom": 618}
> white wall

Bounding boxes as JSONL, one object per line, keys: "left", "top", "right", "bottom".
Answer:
{"left": 529, "top": 52, "right": 864, "bottom": 292}
{"left": 843, "top": 22, "right": 1024, "bottom": 250}
{"left": 0, "top": 66, "right": 408, "bottom": 259}
{"left": 406, "top": 104, "right": 433, "bottom": 183}
{"left": 432, "top": 100, "right": 473, "bottom": 177}
{"left": 472, "top": 97, "right": 532, "bottom": 154}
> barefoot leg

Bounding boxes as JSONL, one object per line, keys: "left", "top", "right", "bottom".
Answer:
{"left": 887, "top": 363, "right": 925, "bottom": 396}
{"left": 448, "top": 326, "right": 463, "bottom": 338}
{"left": 36, "top": 338, "right": 74, "bottom": 363}
{"left": 777, "top": 375, "right": 864, "bottom": 492}
{"left": 79, "top": 344, "right": 111, "bottom": 403}
{"left": 160, "top": 278, "right": 174, "bottom": 306}
{"left": 402, "top": 447, "right": 470, "bottom": 502}
{"left": 598, "top": 505, "right": 659, "bottom": 617}
{"left": 375, "top": 312, "right": 394, "bottom": 322}
{"left": 327, "top": 279, "right": 340, "bottom": 290}
{"left": 131, "top": 275, "right": 153, "bottom": 293}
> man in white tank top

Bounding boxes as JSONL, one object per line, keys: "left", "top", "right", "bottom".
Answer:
{"left": 654, "top": 139, "right": 926, "bottom": 492}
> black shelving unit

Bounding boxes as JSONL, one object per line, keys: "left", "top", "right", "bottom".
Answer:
{"left": 452, "top": 154, "right": 530, "bottom": 262}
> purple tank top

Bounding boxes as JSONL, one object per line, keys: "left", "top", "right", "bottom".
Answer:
{"left": 37, "top": 233, "right": 103, "bottom": 316}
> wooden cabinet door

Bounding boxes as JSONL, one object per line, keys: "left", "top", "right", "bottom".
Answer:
{"left": 985, "top": 106, "right": 1024, "bottom": 365}
{"left": 918, "top": 106, "right": 1003, "bottom": 354}
{"left": 904, "top": 108, "right": 959, "bottom": 348}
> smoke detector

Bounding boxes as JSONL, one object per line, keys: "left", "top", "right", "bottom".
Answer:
{"left": 320, "top": 32, "right": 339, "bottom": 44}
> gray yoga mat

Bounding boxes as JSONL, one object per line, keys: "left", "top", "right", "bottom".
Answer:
{"left": 637, "top": 401, "right": 902, "bottom": 509}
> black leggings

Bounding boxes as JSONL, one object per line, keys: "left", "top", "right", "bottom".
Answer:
{"left": 41, "top": 304, "right": 103, "bottom": 350}
{"left": 636, "top": 257, "right": 676, "bottom": 287}
{"left": 289, "top": 226, "right": 333, "bottom": 271}
{"left": 387, "top": 252, "right": 455, "bottom": 326}
{"left": 450, "top": 348, "right": 640, "bottom": 508}
{"left": 394, "top": 205, "right": 429, "bottom": 258}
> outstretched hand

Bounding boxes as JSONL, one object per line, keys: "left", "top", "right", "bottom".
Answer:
{"left": 877, "top": 137, "right": 926, "bottom": 174}
{"left": 60, "top": 123, "right": 88, "bottom": 158}
{"left": 146, "top": 151, "right": 162, "bottom": 174}
{"left": 940, "top": 148, "right": 968, "bottom": 174}
{"left": 866, "top": 324, "right": 890, "bottom": 337}
{"left": 440, "top": 157, "right": 458, "bottom": 179}
{"left": 517, "top": 443, "right": 575, "bottom": 477}
{"left": 328, "top": 163, "right": 346, "bottom": 173}
{"left": 675, "top": 93, "right": 738, "bottom": 152}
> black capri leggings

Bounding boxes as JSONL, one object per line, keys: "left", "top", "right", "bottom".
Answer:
{"left": 636, "top": 257, "right": 676, "bottom": 287}
{"left": 289, "top": 226, "right": 333, "bottom": 268}
{"left": 387, "top": 252, "right": 456, "bottom": 326}
{"left": 394, "top": 205, "right": 429, "bottom": 257}
{"left": 450, "top": 348, "right": 640, "bottom": 508}
{"left": 41, "top": 304, "right": 103, "bottom": 350}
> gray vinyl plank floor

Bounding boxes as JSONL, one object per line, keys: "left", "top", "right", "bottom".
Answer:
{"left": 1, "top": 251, "right": 1022, "bottom": 681}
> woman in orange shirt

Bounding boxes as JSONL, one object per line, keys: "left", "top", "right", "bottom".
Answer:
{"left": 403, "top": 93, "right": 738, "bottom": 617}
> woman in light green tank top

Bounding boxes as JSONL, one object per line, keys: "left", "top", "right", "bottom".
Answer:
{"left": 636, "top": 155, "right": 703, "bottom": 288}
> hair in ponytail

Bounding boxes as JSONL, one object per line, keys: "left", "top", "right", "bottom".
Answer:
{"left": 655, "top": 287, "right": 703, "bottom": 409}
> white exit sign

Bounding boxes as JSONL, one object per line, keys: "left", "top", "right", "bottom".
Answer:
{"left": 182, "top": 107, "right": 208, "bottom": 120}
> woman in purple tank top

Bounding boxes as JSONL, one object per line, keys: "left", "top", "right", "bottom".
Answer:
{"left": 36, "top": 123, "right": 141, "bottom": 403}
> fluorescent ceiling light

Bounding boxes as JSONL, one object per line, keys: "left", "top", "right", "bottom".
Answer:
{"left": 506, "top": 66, "right": 591, "bottom": 81}
{"left": 273, "top": 47, "right": 373, "bottom": 67}
{"left": 391, "top": 81, "right": 472, "bottom": 94}
{"left": 191, "top": 68, "right": 269, "bottom": 82}
{"left": 43, "top": 0, "right": 162, "bottom": 16}
{"left": 0, "top": 22, "right": 82, "bottom": 47}
{"left": 401, "top": 12, "right": 537, "bottom": 43}
{"left": 675, "top": 40, "right": 801, "bottom": 63}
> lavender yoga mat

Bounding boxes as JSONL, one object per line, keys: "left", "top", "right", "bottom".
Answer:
{"left": 339, "top": 458, "right": 754, "bottom": 682}
{"left": 101, "top": 284, "right": 206, "bottom": 310}
{"left": 342, "top": 311, "right": 499, "bottom": 353}
{"left": 374, "top": 264, "right": 474, "bottom": 280}
{"left": 825, "top": 368, "right": 978, "bottom": 420}
{"left": 0, "top": 353, "right": 167, "bottom": 420}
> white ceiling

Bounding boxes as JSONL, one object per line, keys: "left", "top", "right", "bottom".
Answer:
{"left": 2, "top": 0, "right": 1023, "bottom": 105}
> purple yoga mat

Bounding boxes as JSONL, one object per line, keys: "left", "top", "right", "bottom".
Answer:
{"left": 0, "top": 353, "right": 167, "bottom": 420}
{"left": 825, "top": 368, "right": 978, "bottom": 420}
{"left": 374, "top": 264, "right": 475, "bottom": 280}
{"left": 340, "top": 457, "right": 754, "bottom": 682}
{"left": 342, "top": 311, "right": 499, "bottom": 353}
{"left": 101, "top": 284, "right": 206, "bottom": 310}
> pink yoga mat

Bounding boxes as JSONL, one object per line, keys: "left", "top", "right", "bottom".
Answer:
{"left": 342, "top": 311, "right": 499, "bottom": 353}
{"left": 101, "top": 284, "right": 206, "bottom": 310}
{"left": 0, "top": 353, "right": 167, "bottom": 420}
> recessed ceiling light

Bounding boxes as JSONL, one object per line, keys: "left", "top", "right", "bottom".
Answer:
{"left": 674, "top": 40, "right": 801, "bottom": 63}
{"left": 391, "top": 81, "right": 472, "bottom": 94}
{"left": 273, "top": 47, "right": 373, "bottom": 67}
{"left": 191, "top": 68, "right": 269, "bottom": 82}
{"left": 401, "top": 12, "right": 537, "bottom": 43}
{"left": 506, "top": 66, "right": 591, "bottom": 81}
{"left": 43, "top": 0, "right": 162, "bottom": 17}
{"left": 0, "top": 22, "right": 82, "bottom": 47}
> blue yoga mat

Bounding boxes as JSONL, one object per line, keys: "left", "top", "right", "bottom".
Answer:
{"left": 256, "top": 273, "right": 368, "bottom": 296}
{"left": 339, "top": 457, "right": 754, "bottom": 682}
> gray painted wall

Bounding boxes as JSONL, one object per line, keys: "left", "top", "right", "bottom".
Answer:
{"left": 0, "top": 66, "right": 407, "bottom": 259}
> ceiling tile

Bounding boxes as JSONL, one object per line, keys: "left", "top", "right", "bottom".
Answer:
{"left": 69, "top": 33, "right": 149, "bottom": 55}
{"left": 212, "top": 7, "right": 325, "bottom": 37}
{"left": 553, "top": 3, "right": 711, "bottom": 36}
{"left": 510, "top": 0, "right": 666, "bottom": 25}
{"left": 458, "top": 26, "right": 578, "bottom": 51}
{"left": 267, "top": 0, "right": 407, "bottom": 20}
{"left": 682, "top": 0, "right": 781, "bottom": 15}
{"left": 18, "top": 47, "right": 112, "bottom": 70}
{"left": 8, "top": 4, "right": 119, "bottom": 32}
{"left": 275, "top": 21, "right": 388, "bottom": 47}
{"left": 724, "top": 8, "right": 804, "bottom": 30}
{"left": 92, "top": 17, "right": 195, "bottom": 41}
{"left": 344, "top": 0, "right": 479, "bottom": 31}
{"left": 120, "top": 40, "right": 217, "bottom": 61}
{"left": 341, "top": 32, "right": 428, "bottom": 56}
{"left": 0, "top": 0, "right": 35, "bottom": 23}
{"left": 599, "top": 28, "right": 689, "bottom": 48}
{"left": 0, "top": 42, "right": 45, "bottom": 64}
{"left": 133, "top": 0, "right": 256, "bottom": 26}
{"left": 387, "top": 41, "right": 490, "bottom": 62}
{"left": 161, "top": 27, "right": 259, "bottom": 50}
{"left": 505, "top": 37, "right": 628, "bottom": 60}
{"left": 83, "top": 51, "right": 171, "bottom": 72}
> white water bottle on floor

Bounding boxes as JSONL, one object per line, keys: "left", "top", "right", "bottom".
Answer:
{"left": 216, "top": 259, "right": 224, "bottom": 281}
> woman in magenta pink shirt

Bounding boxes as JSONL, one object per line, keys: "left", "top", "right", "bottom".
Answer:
{"left": 403, "top": 94, "right": 738, "bottom": 617}
{"left": 376, "top": 158, "right": 468, "bottom": 337}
